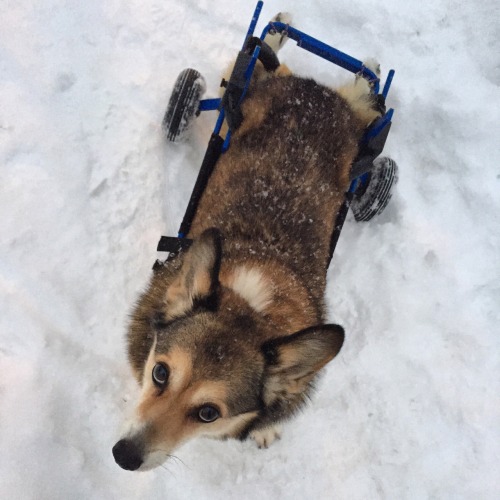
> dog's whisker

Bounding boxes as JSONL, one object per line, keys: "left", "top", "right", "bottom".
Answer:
{"left": 168, "top": 454, "right": 189, "bottom": 469}
{"left": 147, "top": 449, "right": 189, "bottom": 470}
{"left": 159, "top": 464, "right": 175, "bottom": 477}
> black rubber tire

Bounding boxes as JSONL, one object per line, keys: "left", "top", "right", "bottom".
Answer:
{"left": 162, "top": 68, "right": 206, "bottom": 142}
{"left": 351, "top": 157, "right": 399, "bottom": 222}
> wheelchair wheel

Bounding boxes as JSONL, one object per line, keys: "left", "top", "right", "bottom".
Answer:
{"left": 163, "top": 68, "right": 206, "bottom": 142}
{"left": 351, "top": 157, "right": 399, "bottom": 222}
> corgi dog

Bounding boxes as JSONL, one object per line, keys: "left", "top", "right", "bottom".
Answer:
{"left": 113, "top": 14, "right": 383, "bottom": 471}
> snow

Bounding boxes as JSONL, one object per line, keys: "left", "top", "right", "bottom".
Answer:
{"left": 1, "top": 0, "right": 499, "bottom": 498}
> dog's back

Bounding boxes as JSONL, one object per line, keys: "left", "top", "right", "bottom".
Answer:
{"left": 191, "top": 75, "right": 366, "bottom": 308}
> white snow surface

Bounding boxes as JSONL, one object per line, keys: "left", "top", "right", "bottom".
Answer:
{"left": 1, "top": 0, "right": 499, "bottom": 498}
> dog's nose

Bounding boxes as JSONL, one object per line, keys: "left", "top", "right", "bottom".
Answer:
{"left": 112, "top": 438, "right": 143, "bottom": 471}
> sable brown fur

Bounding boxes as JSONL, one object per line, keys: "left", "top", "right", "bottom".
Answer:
{"left": 192, "top": 76, "right": 364, "bottom": 304}
{"left": 117, "top": 60, "right": 382, "bottom": 470}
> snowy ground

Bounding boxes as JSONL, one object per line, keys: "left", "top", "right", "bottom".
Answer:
{"left": 1, "top": 0, "right": 499, "bottom": 498}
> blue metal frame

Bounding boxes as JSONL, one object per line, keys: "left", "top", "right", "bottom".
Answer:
{"left": 259, "top": 22, "right": 381, "bottom": 93}
{"left": 166, "top": 0, "right": 396, "bottom": 248}
{"left": 197, "top": 0, "right": 395, "bottom": 164}
{"left": 198, "top": 98, "right": 221, "bottom": 112}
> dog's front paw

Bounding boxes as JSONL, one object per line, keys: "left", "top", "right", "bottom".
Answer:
{"left": 250, "top": 425, "right": 282, "bottom": 449}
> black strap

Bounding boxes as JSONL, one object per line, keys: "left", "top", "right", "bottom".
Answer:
{"left": 221, "top": 37, "right": 280, "bottom": 131}
{"left": 327, "top": 191, "right": 354, "bottom": 267}
{"left": 179, "top": 133, "right": 224, "bottom": 237}
{"left": 157, "top": 236, "right": 193, "bottom": 253}
{"left": 350, "top": 111, "right": 391, "bottom": 180}
{"left": 244, "top": 37, "right": 280, "bottom": 71}
{"left": 153, "top": 133, "right": 223, "bottom": 269}
{"left": 220, "top": 51, "right": 252, "bottom": 131}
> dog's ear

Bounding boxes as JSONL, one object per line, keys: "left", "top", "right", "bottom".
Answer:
{"left": 261, "top": 324, "right": 344, "bottom": 402}
{"left": 166, "top": 228, "right": 222, "bottom": 317}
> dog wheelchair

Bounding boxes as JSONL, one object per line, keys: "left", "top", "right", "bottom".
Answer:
{"left": 155, "top": 1, "right": 398, "bottom": 268}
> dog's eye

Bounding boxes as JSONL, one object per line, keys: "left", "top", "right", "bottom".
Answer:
{"left": 198, "top": 405, "right": 220, "bottom": 423}
{"left": 152, "top": 363, "right": 169, "bottom": 388}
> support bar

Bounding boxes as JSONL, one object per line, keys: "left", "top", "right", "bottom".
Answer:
{"left": 260, "top": 22, "right": 380, "bottom": 93}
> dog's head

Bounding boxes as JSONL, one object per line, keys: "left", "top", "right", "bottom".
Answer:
{"left": 113, "top": 229, "right": 344, "bottom": 471}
